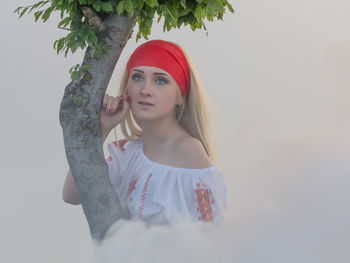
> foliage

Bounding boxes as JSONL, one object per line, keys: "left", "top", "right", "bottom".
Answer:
{"left": 63, "top": 92, "right": 86, "bottom": 107}
{"left": 14, "top": 0, "right": 234, "bottom": 81}
{"left": 69, "top": 63, "right": 92, "bottom": 81}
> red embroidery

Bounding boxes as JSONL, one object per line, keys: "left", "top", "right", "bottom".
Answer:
{"left": 194, "top": 183, "right": 215, "bottom": 223}
{"left": 137, "top": 173, "right": 153, "bottom": 219}
{"left": 128, "top": 177, "right": 138, "bottom": 196}
{"left": 106, "top": 139, "right": 128, "bottom": 161}
{"left": 112, "top": 139, "right": 128, "bottom": 151}
{"left": 125, "top": 174, "right": 139, "bottom": 219}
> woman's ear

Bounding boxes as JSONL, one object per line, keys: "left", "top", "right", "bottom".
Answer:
{"left": 176, "top": 99, "right": 182, "bottom": 106}
{"left": 176, "top": 88, "right": 183, "bottom": 106}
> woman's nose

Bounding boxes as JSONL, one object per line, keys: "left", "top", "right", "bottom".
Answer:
{"left": 140, "top": 80, "right": 152, "bottom": 96}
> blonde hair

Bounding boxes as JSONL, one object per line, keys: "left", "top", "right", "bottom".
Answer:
{"left": 113, "top": 41, "right": 220, "bottom": 167}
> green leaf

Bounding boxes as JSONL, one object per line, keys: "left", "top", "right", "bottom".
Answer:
{"left": 64, "top": 45, "right": 70, "bottom": 57}
{"left": 124, "top": 0, "right": 133, "bottom": 13}
{"left": 127, "top": 8, "right": 134, "bottom": 18}
{"left": 71, "top": 71, "right": 78, "bottom": 81}
{"left": 203, "top": 21, "right": 208, "bottom": 36}
{"left": 145, "top": 17, "right": 153, "bottom": 28}
{"left": 190, "top": 23, "right": 196, "bottom": 31}
{"left": 82, "top": 73, "right": 90, "bottom": 81}
{"left": 134, "top": 0, "right": 144, "bottom": 9}
{"left": 179, "top": 8, "right": 191, "bottom": 16}
{"left": 34, "top": 10, "right": 44, "bottom": 22}
{"left": 226, "top": 1, "right": 234, "bottom": 13}
{"left": 19, "top": 7, "right": 28, "bottom": 18}
{"left": 71, "top": 45, "right": 78, "bottom": 53}
{"left": 13, "top": 6, "right": 21, "bottom": 14}
{"left": 180, "top": 0, "right": 186, "bottom": 9}
{"left": 159, "top": 5, "right": 176, "bottom": 26}
{"left": 145, "top": 0, "right": 158, "bottom": 8}
{"left": 28, "top": 1, "right": 42, "bottom": 14}
{"left": 117, "top": 1, "right": 124, "bottom": 15}
{"left": 56, "top": 38, "right": 65, "bottom": 54}
{"left": 53, "top": 39, "right": 59, "bottom": 50}
{"left": 89, "top": 47, "right": 96, "bottom": 58}
{"left": 101, "top": 2, "right": 114, "bottom": 13}
{"left": 92, "top": 2, "right": 101, "bottom": 12}
{"left": 58, "top": 17, "right": 71, "bottom": 28}
{"left": 194, "top": 6, "right": 202, "bottom": 23}
{"left": 42, "top": 6, "right": 54, "bottom": 22}
{"left": 87, "top": 32, "right": 98, "bottom": 45}
{"left": 157, "top": 14, "right": 162, "bottom": 23}
{"left": 80, "top": 65, "right": 92, "bottom": 71}
{"left": 39, "top": 0, "right": 49, "bottom": 8}
{"left": 213, "top": 0, "right": 224, "bottom": 13}
{"left": 136, "top": 31, "right": 142, "bottom": 42}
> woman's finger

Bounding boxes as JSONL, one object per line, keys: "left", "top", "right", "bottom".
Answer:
{"left": 106, "top": 96, "right": 119, "bottom": 114}
{"left": 110, "top": 96, "right": 121, "bottom": 113}
{"left": 102, "top": 94, "right": 109, "bottom": 108}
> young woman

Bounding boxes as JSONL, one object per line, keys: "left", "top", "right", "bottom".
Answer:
{"left": 63, "top": 39, "right": 227, "bottom": 226}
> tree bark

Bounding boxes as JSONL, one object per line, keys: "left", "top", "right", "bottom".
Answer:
{"left": 59, "top": 12, "right": 137, "bottom": 242}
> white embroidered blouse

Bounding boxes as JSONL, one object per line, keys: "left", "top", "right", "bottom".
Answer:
{"left": 105, "top": 138, "right": 227, "bottom": 226}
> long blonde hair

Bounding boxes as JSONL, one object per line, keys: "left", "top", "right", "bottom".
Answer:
{"left": 113, "top": 41, "right": 220, "bottom": 167}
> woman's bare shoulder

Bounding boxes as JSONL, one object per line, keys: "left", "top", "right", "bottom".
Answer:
{"left": 175, "top": 136, "right": 212, "bottom": 169}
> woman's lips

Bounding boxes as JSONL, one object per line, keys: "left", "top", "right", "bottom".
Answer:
{"left": 137, "top": 102, "right": 153, "bottom": 108}
{"left": 138, "top": 101, "right": 153, "bottom": 105}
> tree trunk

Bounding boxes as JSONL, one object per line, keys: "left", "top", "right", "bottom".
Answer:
{"left": 59, "top": 12, "right": 137, "bottom": 242}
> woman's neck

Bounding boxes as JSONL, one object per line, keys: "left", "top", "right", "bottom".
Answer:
{"left": 140, "top": 119, "right": 189, "bottom": 151}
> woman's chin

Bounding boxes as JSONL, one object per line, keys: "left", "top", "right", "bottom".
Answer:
{"left": 133, "top": 112, "right": 156, "bottom": 122}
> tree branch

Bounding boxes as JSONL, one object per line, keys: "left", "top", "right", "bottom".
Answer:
{"left": 59, "top": 12, "right": 137, "bottom": 242}
{"left": 81, "top": 6, "right": 104, "bottom": 31}
{"left": 58, "top": 26, "right": 73, "bottom": 31}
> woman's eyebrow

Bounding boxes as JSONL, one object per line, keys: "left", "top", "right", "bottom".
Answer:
{"left": 131, "top": 69, "right": 169, "bottom": 76}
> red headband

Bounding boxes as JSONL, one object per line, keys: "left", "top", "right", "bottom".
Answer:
{"left": 126, "top": 40, "right": 191, "bottom": 98}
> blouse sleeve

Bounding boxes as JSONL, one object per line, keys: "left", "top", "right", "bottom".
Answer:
{"left": 105, "top": 139, "right": 128, "bottom": 190}
{"left": 188, "top": 169, "right": 227, "bottom": 225}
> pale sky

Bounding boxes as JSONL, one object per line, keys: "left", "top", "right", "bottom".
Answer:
{"left": 1, "top": 1, "right": 350, "bottom": 262}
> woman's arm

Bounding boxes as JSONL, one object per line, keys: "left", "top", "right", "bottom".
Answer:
{"left": 62, "top": 169, "right": 80, "bottom": 205}
{"left": 62, "top": 128, "right": 111, "bottom": 205}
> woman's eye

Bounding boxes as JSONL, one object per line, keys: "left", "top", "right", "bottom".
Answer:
{"left": 131, "top": 74, "right": 142, "bottom": 81}
{"left": 131, "top": 74, "right": 167, "bottom": 84}
{"left": 156, "top": 78, "right": 168, "bottom": 85}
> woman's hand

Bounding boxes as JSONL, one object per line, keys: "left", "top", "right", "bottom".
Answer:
{"left": 100, "top": 93, "right": 130, "bottom": 132}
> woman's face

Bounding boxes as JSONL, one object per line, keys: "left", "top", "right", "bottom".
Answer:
{"left": 126, "top": 66, "right": 181, "bottom": 122}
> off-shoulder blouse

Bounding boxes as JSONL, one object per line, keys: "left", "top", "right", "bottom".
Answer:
{"left": 105, "top": 138, "right": 227, "bottom": 226}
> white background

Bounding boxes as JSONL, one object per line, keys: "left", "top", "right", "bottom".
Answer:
{"left": 2, "top": 1, "right": 350, "bottom": 262}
